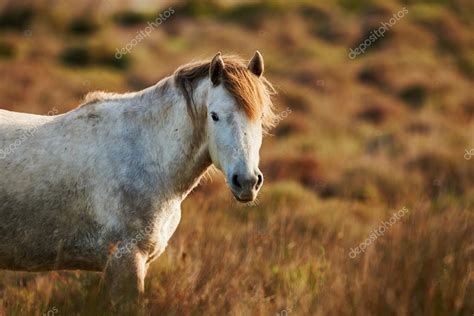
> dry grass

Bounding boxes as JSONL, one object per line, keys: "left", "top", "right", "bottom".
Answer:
{"left": 0, "top": 0, "right": 473, "bottom": 315}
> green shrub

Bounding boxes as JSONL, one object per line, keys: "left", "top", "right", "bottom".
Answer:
{"left": 60, "top": 46, "right": 90, "bottom": 66}
{"left": 176, "top": 0, "right": 222, "bottom": 18}
{"left": 67, "top": 17, "right": 99, "bottom": 36}
{"left": 93, "top": 45, "right": 130, "bottom": 70}
{"left": 399, "top": 84, "right": 427, "bottom": 109}
{"left": 0, "top": 41, "right": 15, "bottom": 58}
{"left": 338, "top": 0, "right": 374, "bottom": 12}
{"left": 0, "top": 6, "right": 34, "bottom": 30}
{"left": 222, "top": 1, "right": 284, "bottom": 28}
{"left": 457, "top": 51, "right": 474, "bottom": 79}
{"left": 60, "top": 45, "right": 130, "bottom": 70}
{"left": 113, "top": 11, "right": 149, "bottom": 27}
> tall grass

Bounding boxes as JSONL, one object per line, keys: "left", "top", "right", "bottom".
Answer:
{"left": 0, "top": 0, "right": 472, "bottom": 314}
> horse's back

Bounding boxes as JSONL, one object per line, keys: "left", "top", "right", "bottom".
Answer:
{"left": 0, "top": 108, "right": 52, "bottom": 124}
{"left": 0, "top": 109, "right": 53, "bottom": 140}
{"left": 0, "top": 108, "right": 108, "bottom": 271}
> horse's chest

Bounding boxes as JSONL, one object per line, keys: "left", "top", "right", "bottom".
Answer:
{"left": 147, "top": 206, "right": 181, "bottom": 260}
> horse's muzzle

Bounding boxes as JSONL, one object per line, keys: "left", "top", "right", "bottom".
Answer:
{"left": 229, "top": 171, "right": 263, "bottom": 203}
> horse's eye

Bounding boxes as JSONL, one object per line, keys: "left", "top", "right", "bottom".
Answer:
{"left": 211, "top": 112, "right": 219, "bottom": 122}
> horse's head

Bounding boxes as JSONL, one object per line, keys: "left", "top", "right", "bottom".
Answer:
{"left": 206, "top": 52, "right": 274, "bottom": 202}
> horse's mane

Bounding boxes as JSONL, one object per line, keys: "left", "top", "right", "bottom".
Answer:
{"left": 174, "top": 55, "right": 276, "bottom": 132}
{"left": 81, "top": 91, "right": 133, "bottom": 104}
{"left": 80, "top": 55, "right": 276, "bottom": 132}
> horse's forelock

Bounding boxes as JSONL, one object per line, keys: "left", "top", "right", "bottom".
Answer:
{"left": 174, "top": 55, "right": 276, "bottom": 132}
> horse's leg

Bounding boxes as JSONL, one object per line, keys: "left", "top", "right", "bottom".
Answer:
{"left": 100, "top": 249, "right": 148, "bottom": 310}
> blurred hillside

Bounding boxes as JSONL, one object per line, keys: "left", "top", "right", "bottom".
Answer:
{"left": 0, "top": 0, "right": 473, "bottom": 315}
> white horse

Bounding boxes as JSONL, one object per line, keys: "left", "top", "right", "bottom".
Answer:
{"left": 0, "top": 52, "right": 275, "bottom": 304}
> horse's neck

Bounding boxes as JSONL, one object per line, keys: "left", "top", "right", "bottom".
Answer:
{"left": 142, "top": 76, "right": 211, "bottom": 200}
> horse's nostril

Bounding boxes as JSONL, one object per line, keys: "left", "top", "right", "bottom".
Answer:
{"left": 232, "top": 174, "right": 242, "bottom": 188}
{"left": 256, "top": 174, "right": 263, "bottom": 188}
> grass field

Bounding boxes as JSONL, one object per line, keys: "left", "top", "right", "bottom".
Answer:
{"left": 0, "top": 0, "right": 473, "bottom": 315}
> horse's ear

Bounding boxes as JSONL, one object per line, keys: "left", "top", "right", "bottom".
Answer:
{"left": 248, "top": 51, "right": 264, "bottom": 78}
{"left": 210, "top": 52, "right": 225, "bottom": 86}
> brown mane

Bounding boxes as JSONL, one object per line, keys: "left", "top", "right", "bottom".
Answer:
{"left": 174, "top": 55, "right": 276, "bottom": 131}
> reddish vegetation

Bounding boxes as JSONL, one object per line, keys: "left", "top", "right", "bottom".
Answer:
{"left": 0, "top": 0, "right": 472, "bottom": 315}
{"left": 263, "top": 155, "right": 324, "bottom": 190}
